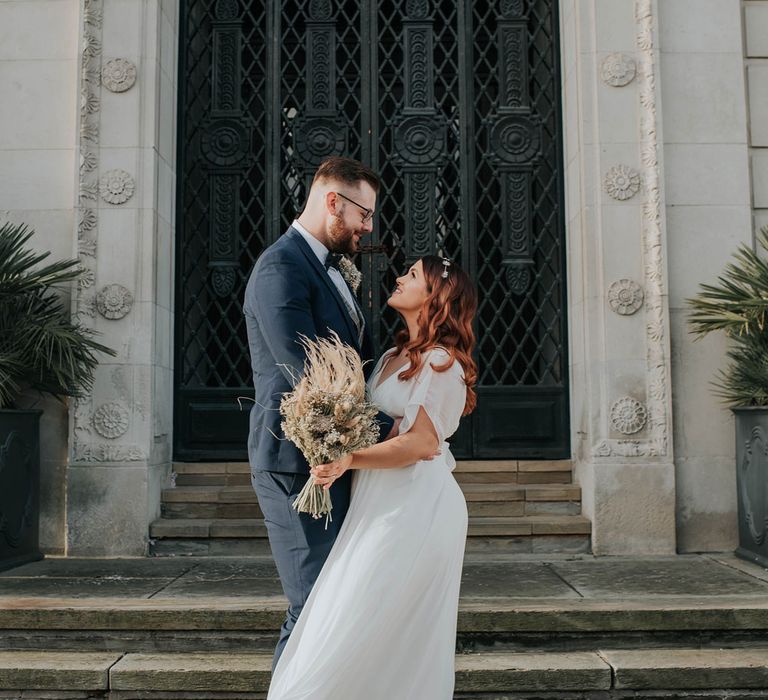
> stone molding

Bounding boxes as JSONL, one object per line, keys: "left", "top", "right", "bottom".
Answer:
{"left": 72, "top": 0, "right": 144, "bottom": 465}
{"left": 592, "top": 0, "right": 671, "bottom": 459}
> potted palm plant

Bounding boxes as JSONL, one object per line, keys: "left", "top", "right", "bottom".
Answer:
{"left": 0, "top": 222, "right": 114, "bottom": 571}
{"left": 686, "top": 226, "right": 768, "bottom": 568}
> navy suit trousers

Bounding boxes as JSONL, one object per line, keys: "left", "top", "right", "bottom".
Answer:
{"left": 251, "top": 468, "right": 353, "bottom": 672}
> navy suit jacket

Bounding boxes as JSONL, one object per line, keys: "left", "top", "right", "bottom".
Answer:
{"left": 243, "top": 227, "right": 394, "bottom": 474}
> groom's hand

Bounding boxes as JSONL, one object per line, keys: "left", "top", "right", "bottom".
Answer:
{"left": 384, "top": 418, "right": 402, "bottom": 440}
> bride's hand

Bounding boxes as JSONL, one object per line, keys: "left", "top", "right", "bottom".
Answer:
{"left": 311, "top": 453, "right": 353, "bottom": 489}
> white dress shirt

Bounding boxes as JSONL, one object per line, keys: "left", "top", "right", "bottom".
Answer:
{"left": 292, "top": 220, "right": 363, "bottom": 334}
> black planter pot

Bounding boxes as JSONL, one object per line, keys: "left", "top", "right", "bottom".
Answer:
{"left": 0, "top": 409, "right": 43, "bottom": 572}
{"left": 733, "top": 406, "right": 768, "bottom": 569}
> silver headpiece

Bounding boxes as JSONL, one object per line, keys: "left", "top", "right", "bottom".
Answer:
{"left": 441, "top": 258, "right": 451, "bottom": 279}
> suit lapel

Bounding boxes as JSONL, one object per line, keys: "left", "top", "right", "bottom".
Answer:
{"left": 285, "top": 228, "right": 361, "bottom": 348}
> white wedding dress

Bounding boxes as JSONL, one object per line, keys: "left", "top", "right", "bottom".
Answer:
{"left": 266, "top": 347, "right": 469, "bottom": 700}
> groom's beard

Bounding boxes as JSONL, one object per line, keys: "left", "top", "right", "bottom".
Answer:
{"left": 328, "top": 214, "right": 359, "bottom": 255}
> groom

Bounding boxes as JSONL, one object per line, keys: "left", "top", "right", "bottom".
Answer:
{"left": 243, "top": 156, "right": 396, "bottom": 669}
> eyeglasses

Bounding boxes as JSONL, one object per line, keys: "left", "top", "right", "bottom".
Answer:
{"left": 335, "top": 191, "right": 374, "bottom": 224}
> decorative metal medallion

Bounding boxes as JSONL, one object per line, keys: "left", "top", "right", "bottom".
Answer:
{"left": 393, "top": 115, "right": 446, "bottom": 166}
{"left": 96, "top": 284, "right": 134, "bottom": 320}
{"left": 405, "top": 0, "right": 429, "bottom": 18}
{"left": 293, "top": 116, "right": 346, "bottom": 166}
{"left": 604, "top": 164, "right": 641, "bottom": 201}
{"left": 610, "top": 397, "right": 648, "bottom": 435}
{"left": 490, "top": 115, "right": 541, "bottom": 165}
{"left": 101, "top": 58, "right": 137, "bottom": 93}
{"left": 506, "top": 265, "right": 531, "bottom": 295}
{"left": 608, "top": 279, "right": 644, "bottom": 315}
{"left": 600, "top": 53, "right": 637, "bottom": 87}
{"left": 740, "top": 425, "right": 768, "bottom": 545}
{"left": 201, "top": 119, "right": 251, "bottom": 168}
{"left": 92, "top": 402, "right": 130, "bottom": 439}
{"left": 500, "top": 0, "right": 525, "bottom": 17}
{"left": 99, "top": 169, "right": 135, "bottom": 205}
{"left": 309, "top": 0, "right": 332, "bottom": 20}
{"left": 215, "top": 0, "right": 239, "bottom": 20}
{"left": 211, "top": 266, "right": 237, "bottom": 297}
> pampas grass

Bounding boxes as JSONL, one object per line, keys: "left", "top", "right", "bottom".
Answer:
{"left": 280, "top": 332, "right": 381, "bottom": 527}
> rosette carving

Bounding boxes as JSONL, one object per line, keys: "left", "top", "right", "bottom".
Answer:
{"left": 600, "top": 53, "right": 637, "bottom": 87}
{"left": 92, "top": 402, "right": 130, "bottom": 439}
{"left": 96, "top": 284, "right": 134, "bottom": 320}
{"left": 99, "top": 169, "right": 135, "bottom": 204}
{"left": 610, "top": 397, "right": 648, "bottom": 435}
{"left": 101, "top": 58, "right": 137, "bottom": 93}
{"left": 608, "top": 279, "right": 644, "bottom": 315}
{"left": 604, "top": 165, "right": 641, "bottom": 201}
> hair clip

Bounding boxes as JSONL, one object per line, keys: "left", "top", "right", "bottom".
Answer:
{"left": 441, "top": 258, "right": 451, "bottom": 279}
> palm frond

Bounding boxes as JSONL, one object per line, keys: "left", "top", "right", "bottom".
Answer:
{"left": 686, "top": 226, "right": 768, "bottom": 407}
{"left": 0, "top": 222, "right": 84, "bottom": 296}
{"left": 0, "top": 222, "right": 116, "bottom": 408}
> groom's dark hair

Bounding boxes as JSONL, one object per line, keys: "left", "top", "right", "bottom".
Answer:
{"left": 312, "top": 156, "right": 381, "bottom": 193}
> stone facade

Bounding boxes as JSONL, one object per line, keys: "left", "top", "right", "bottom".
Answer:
{"left": 0, "top": 0, "right": 761, "bottom": 556}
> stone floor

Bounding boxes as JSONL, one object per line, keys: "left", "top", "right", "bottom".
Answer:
{"left": 0, "top": 551, "right": 767, "bottom": 601}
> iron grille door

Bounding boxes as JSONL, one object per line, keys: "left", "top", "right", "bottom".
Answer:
{"left": 175, "top": 0, "right": 569, "bottom": 460}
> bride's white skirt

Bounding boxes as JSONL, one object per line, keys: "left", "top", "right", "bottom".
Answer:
{"left": 266, "top": 454, "right": 468, "bottom": 700}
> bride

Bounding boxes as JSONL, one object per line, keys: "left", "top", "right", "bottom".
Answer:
{"left": 266, "top": 254, "right": 478, "bottom": 700}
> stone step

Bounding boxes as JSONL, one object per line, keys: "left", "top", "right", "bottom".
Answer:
{"left": 172, "top": 460, "right": 574, "bottom": 487}
{"left": 1, "top": 648, "right": 767, "bottom": 695}
{"left": 3, "top": 593, "right": 768, "bottom": 655}
{"left": 150, "top": 515, "right": 591, "bottom": 539}
{"left": 160, "top": 483, "right": 582, "bottom": 519}
{"left": 149, "top": 514, "right": 592, "bottom": 556}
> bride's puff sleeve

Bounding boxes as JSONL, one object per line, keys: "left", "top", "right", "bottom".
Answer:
{"left": 398, "top": 348, "right": 467, "bottom": 444}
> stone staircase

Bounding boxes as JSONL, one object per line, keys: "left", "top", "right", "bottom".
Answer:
{"left": 1, "top": 554, "right": 768, "bottom": 697}
{"left": 150, "top": 460, "right": 592, "bottom": 556}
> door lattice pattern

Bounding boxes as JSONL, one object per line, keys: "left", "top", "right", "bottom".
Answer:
{"left": 175, "top": 0, "right": 568, "bottom": 459}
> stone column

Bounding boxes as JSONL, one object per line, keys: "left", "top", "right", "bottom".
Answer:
{"left": 67, "top": 0, "right": 178, "bottom": 555}
{"left": 561, "top": 0, "right": 676, "bottom": 553}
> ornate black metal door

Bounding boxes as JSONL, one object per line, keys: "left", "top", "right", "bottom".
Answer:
{"left": 175, "top": 0, "right": 569, "bottom": 460}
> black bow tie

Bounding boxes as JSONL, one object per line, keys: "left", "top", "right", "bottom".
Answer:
{"left": 325, "top": 253, "right": 343, "bottom": 270}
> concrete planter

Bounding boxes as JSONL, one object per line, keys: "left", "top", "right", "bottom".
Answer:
{"left": 0, "top": 409, "right": 43, "bottom": 572}
{"left": 733, "top": 406, "right": 768, "bottom": 568}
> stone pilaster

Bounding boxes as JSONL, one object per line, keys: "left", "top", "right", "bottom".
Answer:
{"left": 561, "top": 0, "right": 676, "bottom": 553}
{"left": 67, "top": 0, "right": 178, "bottom": 555}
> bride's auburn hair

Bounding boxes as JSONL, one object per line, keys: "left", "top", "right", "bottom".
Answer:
{"left": 393, "top": 255, "right": 478, "bottom": 416}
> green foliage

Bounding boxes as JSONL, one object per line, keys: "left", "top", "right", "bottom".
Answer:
{"left": 0, "top": 222, "right": 115, "bottom": 409}
{"left": 686, "top": 226, "right": 768, "bottom": 407}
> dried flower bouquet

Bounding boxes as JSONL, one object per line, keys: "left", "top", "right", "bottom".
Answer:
{"left": 279, "top": 332, "right": 381, "bottom": 527}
